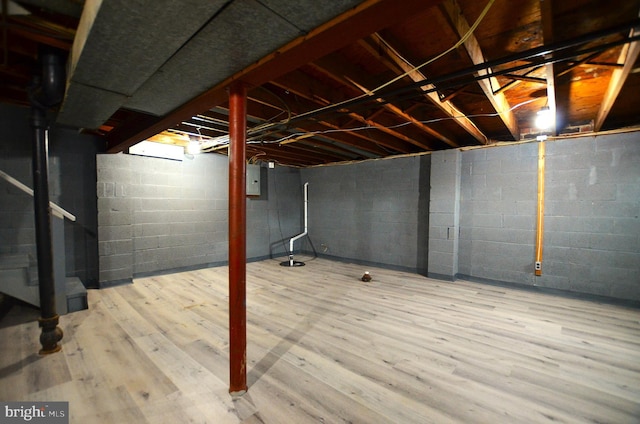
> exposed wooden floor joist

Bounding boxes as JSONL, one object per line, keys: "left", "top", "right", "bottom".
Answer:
{"left": 1, "top": 258, "right": 639, "bottom": 423}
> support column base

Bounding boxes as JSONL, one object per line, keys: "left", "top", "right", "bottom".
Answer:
{"left": 38, "top": 315, "right": 63, "bottom": 355}
{"left": 229, "top": 389, "right": 247, "bottom": 399}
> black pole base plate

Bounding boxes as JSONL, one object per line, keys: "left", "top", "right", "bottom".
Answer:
{"left": 280, "top": 261, "right": 306, "bottom": 267}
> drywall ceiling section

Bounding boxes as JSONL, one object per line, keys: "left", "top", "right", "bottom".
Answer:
{"left": 58, "top": 83, "right": 128, "bottom": 130}
{"left": 72, "top": 0, "right": 229, "bottom": 95}
{"left": 123, "top": 0, "right": 302, "bottom": 116}
{"left": 257, "top": 0, "right": 363, "bottom": 32}
{"left": 57, "top": 0, "right": 229, "bottom": 128}
{"left": 56, "top": 0, "right": 370, "bottom": 129}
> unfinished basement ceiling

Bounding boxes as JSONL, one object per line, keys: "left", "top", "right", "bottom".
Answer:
{"left": 2, "top": 0, "right": 640, "bottom": 166}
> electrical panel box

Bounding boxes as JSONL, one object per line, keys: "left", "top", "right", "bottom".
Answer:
{"left": 247, "top": 164, "right": 261, "bottom": 196}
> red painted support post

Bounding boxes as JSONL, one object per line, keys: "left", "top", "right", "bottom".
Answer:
{"left": 228, "top": 82, "right": 248, "bottom": 395}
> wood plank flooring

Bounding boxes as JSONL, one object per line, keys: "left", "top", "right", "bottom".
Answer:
{"left": 1, "top": 257, "right": 639, "bottom": 423}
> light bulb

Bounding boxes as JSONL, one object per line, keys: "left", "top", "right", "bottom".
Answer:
{"left": 535, "top": 106, "right": 553, "bottom": 130}
{"left": 186, "top": 140, "right": 201, "bottom": 155}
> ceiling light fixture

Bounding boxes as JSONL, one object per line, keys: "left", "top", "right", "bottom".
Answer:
{"left": 186, "top": 130, "right": 203, "bottom": 155}
{"left": 535, "top": 106, "right": 554, "bottom": 130}
{"left": 186, "top": 140, "right": 201, "bottom": 155}
{"left": 129, "top": 141, "right": 184, "bottom": 161}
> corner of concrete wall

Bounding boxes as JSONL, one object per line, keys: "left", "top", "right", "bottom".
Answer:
{"left": 428, "top": 149, "right": 461, "bottom": 279}
{"left": 301, "top": 156, "right": 423, "bottom": 271}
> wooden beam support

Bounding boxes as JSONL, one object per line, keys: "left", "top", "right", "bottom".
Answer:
{"left": 501, "top": 74, "right": 547, "bottom": 84}
{"left": 309, "top": 56, "right": 457, "bottom": 148}
{"left": 557, "top": 52, "right": 605, "bottom": 78}
{"left": 541, "top": 0, "right": 558, "bottom": 135}
{"left": 245, "top": 90, "right": 386, "bottom": 157}
{"left": 364, "top": 34, "right": 487, "bottom": 145}
{"left": 342, "top": 73, "right": 455, "bottom": 149}
{"left": 270, "top": 76, "right": 415, "bottom": 154}
{"left": 594, "top": 20, "right": 640, "bottom": 131}
{"left": 493, "top": 66, "right": 546, "bottom": 95}
{"left": 544, "top": 63, "right": 558, "bottom": 135}
{"left": 440, "top": 0, "right": 520, "bottom": 140}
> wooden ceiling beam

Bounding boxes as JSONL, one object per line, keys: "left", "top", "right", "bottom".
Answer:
{"left": 362, "top": 33, "right": 487, "bottom": 145}
{"left": 440, "top": 0, "right": 520, "bottom": 140}
{"left": 301, "top": 140, "right": 367, "bottom": 160}
{"left": 594, "top": 17, "right": 640, "bottom": 131}
{"left": 557, "top": 52, "right": 605, "bottom": 78}
{"left": 245, "top": 144, "right": 327, "bottom": 166}
{"left": 493, "top": 66, "right": 545, "bottom": 95}
{"left": 245, "top": 89, "right": 376, "bottom": 157}
{"left": 271, "top": 74, "right": 416, "bottom": 154}
{"left": 501, "top": 73, "right": 547, "bottom": 84}
{"left": 7, "top": 26, "right": 72, "bottom": 50}
{"left": 309, "top": 57, "right": 455, "bottom": 148}
{"left": 221, "top": 96, "right": 370, "bottom": 161}
{"left": 540, "top": 0, "right": 558, "bottom": 135}
{"left": 345, "top": 110, "right": 429, "bottom": 151}
{"left": 251, "top": 84, "right": 391, "bottom": 156}
{"left": 306, "top": 61, "right": 436, "bottom": 150}
{"left": 277, "top": 141, "right": 356, "bottom": 162}
{"left": 313, "top": 120, "right": 390, "bottom": 155}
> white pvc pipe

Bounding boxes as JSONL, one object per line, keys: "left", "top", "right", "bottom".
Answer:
{"left": 288, "top": 182, "right": 309, "bottom": 266}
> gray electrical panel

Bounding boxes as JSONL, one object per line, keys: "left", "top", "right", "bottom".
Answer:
{"left": 247, "top": 164, "right": 261, "bottom": 196}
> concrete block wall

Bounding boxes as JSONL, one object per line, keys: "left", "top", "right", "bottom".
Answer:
{"left": 97, "top": 153, "right": 302, "bottom": 285}
{"left": 265, "top": 166, "right": 304, "bottom": 258}
{"left": 541, "top": 133, "right": 640, "bottom": 299}
{"left": 301, "top": 155, "right": 429, "bottom": 271}
{"left": 458, "top": 143, "right": 538, "bottom": 285}
{"left": 131, "top": 154, "right": 229, "bottom": 274}
{"left": 97, "top": 154, "right": 134, "bottom": 284}
{"left": 457, "top": 133, "right": 640, "bottom": 301}
{"left": 428, "top": 149, "right": 461, "bottom": 280}
{"left": 92, "top": 130, "right": 640, "bottom": 301}
{"left": 53, "top": 128, "right": 100, "bottom": 287}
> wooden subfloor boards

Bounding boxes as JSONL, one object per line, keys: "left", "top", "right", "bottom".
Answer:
{"left": 1, "top": 257, "right": 639, "bottom": 423}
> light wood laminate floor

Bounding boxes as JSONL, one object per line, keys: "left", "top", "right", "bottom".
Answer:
{"left": 1, "top": 257, "right": 639, "bottom": 423}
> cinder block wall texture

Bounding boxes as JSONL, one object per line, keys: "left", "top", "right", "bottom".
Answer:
{"left": 457, "top": 133, "right": 639, "bottom": 300}
{"left": 428, "top": 150, "right": 461, "bottom": 280}
{"left": 96, "top": 131, "right": 638, "bottom": 301}
{"left": 97, "top": 153, "right": 301, "bottom": 285}
{"left": 542, "top": 134, "right": 639, "bottom": 299}
{"left": 458, "top": 142, "right": 539, "bottom": 285}
{"left": 301, "top": 155, "right": 430, "bottom": 272}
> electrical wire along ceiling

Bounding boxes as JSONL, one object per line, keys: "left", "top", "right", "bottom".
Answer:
{"left": 2, "top": 0, "right": 640, "bottom": 166}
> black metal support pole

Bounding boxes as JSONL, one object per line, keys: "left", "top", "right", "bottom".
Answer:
{"left": 31, "top": 104, "right": 62, "bottom": 354}
{"left": 30, "top": 46, "right": 65, "bottom": 354}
